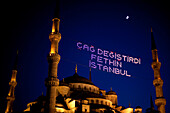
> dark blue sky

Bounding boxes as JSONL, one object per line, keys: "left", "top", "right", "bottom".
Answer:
{"left": 1, "top": 0, "right": 170, "bottom": 112}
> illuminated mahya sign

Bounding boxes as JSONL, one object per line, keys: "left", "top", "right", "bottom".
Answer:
{"left": 77, "top": 42, "right": 141, "bottom": 77}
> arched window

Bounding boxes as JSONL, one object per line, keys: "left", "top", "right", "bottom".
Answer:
{"left": 84, "top": 86, "right": 87, "bottom": 90}
{"left": 78, "top": 85, "right": 81, "bottom": 89}
{"left": 89, "top": 87, "right": 91, "bottom": 91}
{"left": 96, "top": 100, "right": 99, "bottom": 104}
{"left": 91, "top": 100, "right": 94, "bottom": 103}
{"left": 101, "top": 101, "right": 103, "bottom": 104}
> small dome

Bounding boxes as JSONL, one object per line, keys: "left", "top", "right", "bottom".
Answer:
{"left": 106, "top": 88, "right": 116, "bottom": 95}
{"left": 107, "top": 90, "right": 116, "bottom": 95}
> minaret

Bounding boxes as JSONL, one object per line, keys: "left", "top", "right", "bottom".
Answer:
{"left": 45, "top": 1, "right": 61, "bottom": 113}
{"left": 5, "top": 51, "right": 18, "bottom": 113}
{"left": 151, "top": 28, "right": 166, "bottom": 113}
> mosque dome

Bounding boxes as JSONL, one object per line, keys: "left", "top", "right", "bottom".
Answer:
{"left": 60, "top": 73, "right": 94, "bottom": 85}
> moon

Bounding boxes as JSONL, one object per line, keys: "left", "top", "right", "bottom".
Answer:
{"left": 126, "top": 16, "right": 129, "bottom": 19}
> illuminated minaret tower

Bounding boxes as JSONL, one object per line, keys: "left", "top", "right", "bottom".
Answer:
{"left": 45, "top": 2, "right": 61, "bottom": 113}
{"left": 5, "top": 51, "right": 18, "bottom": 113}
{"left": 151, "top": 28, "right": 166, "bottom": 113}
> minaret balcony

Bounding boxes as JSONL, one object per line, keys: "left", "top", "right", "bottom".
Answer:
{"left": 45, "top": 77, "right": 59, "bottom": 86}
{"left": 49, "top": 32, "right": 61, "bottom": 42}
{"left": 9, "top": 81, "right": 17, "bottom": 87}
{"left": 155, "top": 98, "right": 166, "bottom": 106}
{"left": 151, "top": 61, "right": 161, "bottom": 70}
{"left": 47, "top": 53, "right": 60, "bottom": 63}
{"left": 6, "top": 96, "right": 15, "bottom": 101}
{"left": 153, "top": 78, "right": 163, "bottom": 87}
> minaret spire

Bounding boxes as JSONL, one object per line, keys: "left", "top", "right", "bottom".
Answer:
{"left": 54, "top": 0, "right": 60, "bottom": 19}
{"left": 5, "top": 51, "right": 18, "bottom": 113}
{"left": 51, "top": 0, "right": 60, "bottom": 34}
{"left": 151, "top": 28, "right": 166, "bottom": 113}
{"left": 45, "top": 1, "right": 61, "bottom": 113}
{"left": 150, "top": 94, "right": 154, "bottom": 110}
{"left": 128, "top": 102, "right": 131, "bottom": 108}
{"left": 75, "top": 64, "right": 77, "bottom": 73}
{"left": 151, "top": 28, "right": 157, "bottom": 51}
{"left": 110, "top": 87, "right": 112, "bottom": 91}
{"left": 89, "top": 68, "right": 92, "bottom": 81}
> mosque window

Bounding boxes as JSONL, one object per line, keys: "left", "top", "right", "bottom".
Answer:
{"left": 91, "top": 100, "right": 94, "bottom": 103}
{"left": 101, "top": 101, "right": 103, "bottom": 104}
{"left": 96, "top": 100, "right": 99, "bottom": 104}
{"left": 99, "top": 110, "right": 102, "bottom": 113}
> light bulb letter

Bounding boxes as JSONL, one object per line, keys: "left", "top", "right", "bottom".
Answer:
{"left": 83, "top": 44, "right": 89, "bottom": 51}
{"left": 109, "top": 67, "right": 114, "bottom": 73}
{"left": 126, "top": 71, "right": 131, "bottom": 77}
{"left": 109, "top": 52, "right": 114, "bottom": 58}
{"left": 104, "top": 50, "right": 109, "bottom": 57}
{"left": 129, "top": 57, "right": 133, "bottom": 63}
{"left": 115, "top": 68, "right": 120, "bottom": 74}
{"left": 133, "top": 58, "right": 139, "bottom": 64}
{"left": 109, "top": 59, "right": 115, "bottom": 66}
{"left": 103, "top": 57, "right": 108, "bottom": 64}
{"left": 91, "top": 54, "right": 96, "bottom": 60}
{"left": 116, "top": 61, "right": 122, "bottom": 68}
{"left": 97, "top": 56, "right": 103, "bottom": 63}
{"left": 89, "top": 60, "right": 97, "bottom": 69}
{"left": 97, "top": 63, "right": 103, "bottom": 70}
{"left": 90, "top": 46, "right": 95, "bottom": 52}
{"left": 97, "top": 48, "right": 103, "bottom": 55}
{"left": 77, "top": 42, "right": 82, "bottom": 50}
{"left": 122, "top": 55, "right": 127, "bottom": 62}
{"left": 117, "top": 54, "right": 122, "bottom": 61}
{"left": 103, "top": 65, "right": 108, "bottom": 72}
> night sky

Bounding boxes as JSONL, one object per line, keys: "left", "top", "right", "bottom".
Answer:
{"left": 1, "top": 0, "right": 170, "bottom": 112}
